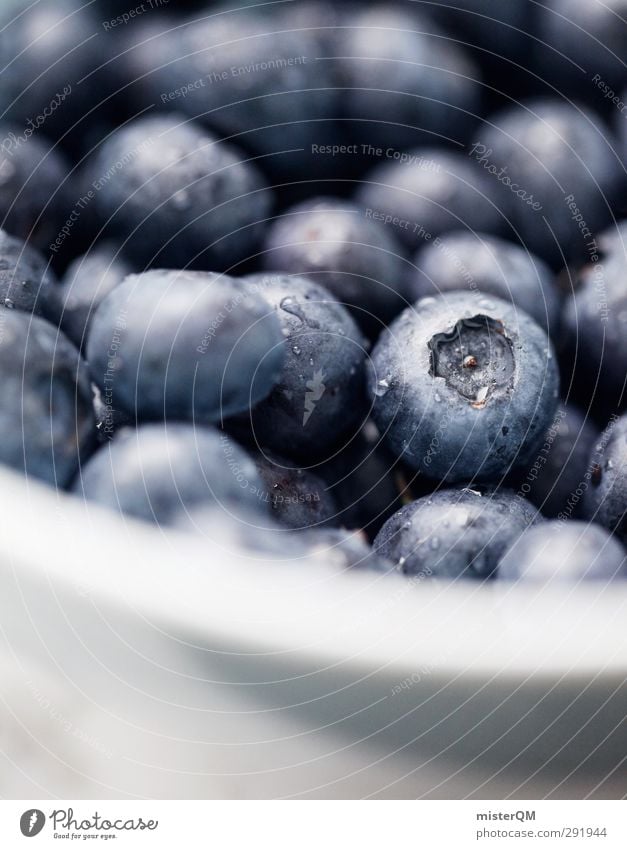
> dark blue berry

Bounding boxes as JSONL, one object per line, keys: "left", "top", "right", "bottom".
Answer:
{"left": 374, "top": 486, "right": 539, "bottom": 579}
{"left": 368, "top": 291, "right": 560, "bottom": 481}
{"left": 499, "top": 521, "right": 627, "bottom": 582}
{"left": 86, "top": 269, "right": 285, "bottom": 424}
{"left": 0, "top": 310, "right": 93, "bottom": 486}
{"left": 74, "top": 423, "right": 266, "bottom": 524}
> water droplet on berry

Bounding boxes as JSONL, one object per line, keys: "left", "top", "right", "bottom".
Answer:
{"left": 374, "top": 378, "right": 390, "bottom": 397}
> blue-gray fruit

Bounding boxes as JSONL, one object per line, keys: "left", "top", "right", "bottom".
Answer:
{"left": 262, "top": 197, "right": 410, "bottom": 336}
{"left": 583, "top": 414, "right": 627, "bottom": 545}
{"left": 499, "top": 521, "right": 627, "bottom": 583}
{"left": 368, "top": 291, "right": 560, "bottom": 481}
{"left": 374, "top": 486, "right": 539, "bottom": 579}
{"left": 476, "top": 100, "right": 622, "bottom": 266}
{"left": 517, "top": 404, "right": 599, "bottom": 519}
{"left": 410, "top": 231, "right": 560, "bottom": 334}
{"left": 83, "top": 114, "right": 272, "bottom": 268}
{"left": 86, "top": 269, "right": 285, "bottom": 424}
{"left": 55, "top": 242, "right": 133, "bottom": 350}
{"left": 561, "top": 222, "right": 627, "bottom": 414}
{"left": 253, "top": 451, "right": 338, "bottom": 530}
{"left": 356, "top": 149, "right": 503, "bottom": 253}
{"left": 244, "top": 273, "right": 367, "bottom": 460}
{"left": 74, "top": 423, "right": 266, "bottom": 524}
{"left": 0, "top": 229, "right": 58, "bottom": 317}
{"left": 0, "top": 310, "right": 94, "bottom": 486}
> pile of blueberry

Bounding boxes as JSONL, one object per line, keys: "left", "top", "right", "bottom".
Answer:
{"left": 2, "top": 0, "right": 627, "bottom": 584}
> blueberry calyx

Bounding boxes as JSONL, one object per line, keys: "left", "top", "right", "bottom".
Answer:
{"left": 428, "top": 315, "right": 515, "bottom": 407}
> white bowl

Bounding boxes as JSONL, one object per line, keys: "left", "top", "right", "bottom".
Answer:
{"left": 1, "top": 467, "right": 626, "bottom": 799}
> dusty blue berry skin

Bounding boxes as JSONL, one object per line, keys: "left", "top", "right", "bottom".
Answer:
{"left": 0, "top": 126, "right": 72, "bottom": 253}
{"left": 253, "top": 451, "right": 338, "bottom": 530}
{"left": 374, "top": 486, "right": 539, "bottom": 579}
{"left": 318, "top": 422, "right": 405, "bottom": 538}
{"left": 135, "top": 10, "right": 340, "bottom": 181}
{"left": 0, "top": 229, "right": 59, "bottom": 317}
{"left": 620, "top": 92, "right": 627, "bottom": 165}
{"left": 86, "top": 270, "right": 285, "bottom": 424}
{"left": 499, "top": 522, "right": 627, "bottom": 583}
{"left": 243, "top": 273, "right": 368, "bottom": 461}
{"left": 262, "top": 197, "right": 410, "bottom": 337}
{"left": 0, "top": 311, "right": 94, "bottom": 487}
{"left": 0, "top": 1, "right": 114, "bottom": 153}
{"left": 516, "top": 405, "right": 600, "bottom": 519}
{"left": 583, "top": 414, "right": 627, "bottom": 546}
{"left": 356, "top": 149, "right": 503, "bottom": 253}
{"left": 561, "top": 222, "right": 627, "bottom": 414}
{"left": 83, "top": 114, "right": 272, "bottom": 268}
{"left": 429, "top": 0, "right": 531, "bottom": 59}
{"left": 410, "top": 231, "right": 560, "bottom": 334}
{"left": 74, "top": 424, "right": 266, "bottom": 525}
{"left": 55, "top": 243, "right": 133, "bottom": 351}
{"left": 536, "top": 2, "right": 627, "bottom": 94}
{"left": 337, "top": 8, "right": 482, "bottom": 150}
{"left": 368, "top": 291, "right": 560, "bottom": 482}
{"left": 476, "top": 100, "right": 622, "bottom": 267}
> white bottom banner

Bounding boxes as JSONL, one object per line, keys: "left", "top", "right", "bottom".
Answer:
{"left": 0, "top": 801, "right": 624, "bottom": 848}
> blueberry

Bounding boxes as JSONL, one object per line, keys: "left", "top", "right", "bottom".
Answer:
{"left": 429, "top": 0, "right": 531, "bottom": 60}
{"left": 374, "top": 486, "right": 539, "bottom": 579}
{"left": 368, "top": 291, "right": 560, "bottom": 482}
{"left": 0, "top": 126, "right": 72, "bottom": 253}
{"left": 336, "top": 7, "right": 482, "bottom": 150}
{"left": 253, "top": 451, "right": 338, "bottom": 530}
{"left": 241, "top": 273, "right": 367, "bottom": 460}
{"left": 518, "top": 404, "right": 600, "bottom": 519}
{"left": 536, "top": 1, "right": 627, "bottom": 95}
{"left": 83, "top": 114, "right": 272, "bottom": 268}
{"left": 0, "top": 229, "right": 59, "bottom": 317}
{"left": 410, "top": 231, "right": 560, "bottom": 334}
{"left": 54, "top": 243, "right": 133, "bottom": 350}
{"left": 475, "top": 100, "right": 623, "bottom": 266}
{"left": 132, "top": 9, "right": 340, "bottom": 180}
{"left": 86, "top": 269, "right": 285, "bottom": 424}
{"left": 262, "top": 197, "right": 410, "bottom": 336}
{"left": 318, "top": 421, "right": 407, "bottom": 538}
{"left": 583, "top": 413, "right": 627, "bottom": 545}
{"left": 356, "top": 148, "right": 503, "bottom": 253}
{"left": 0, "top": 310, "right": 93, "bottom": 486}
{"left": 620, "top": 90, "right": 627, "bottom": 165}
{"left": 561, "top": 222, "right": 627, "bottom": 414}
{"left": 499, "top": 521, "right": 627, "bottom": 583}
{"left": 74, "top": 423, "right": 266, "bottom": 524}
{"left": 0, "top": 1, "right": 115, "bottom": 153}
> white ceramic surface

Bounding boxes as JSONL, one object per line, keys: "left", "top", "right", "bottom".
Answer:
{"left": 0, "top": 467, "right": 626, "bottom": 799}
